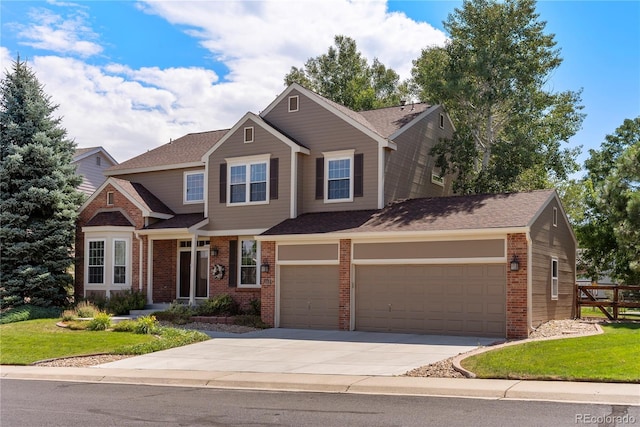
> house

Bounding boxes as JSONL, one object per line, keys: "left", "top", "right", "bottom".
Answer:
{"left": 75, "top": 83, "right": 576, "bottom": 339}
{"left": 73, "top": 147, "right": 118, "bottom": 196}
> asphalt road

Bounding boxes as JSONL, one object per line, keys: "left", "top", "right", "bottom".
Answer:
{"left": 1, "top": 379, "right": 638, "bottom": 427}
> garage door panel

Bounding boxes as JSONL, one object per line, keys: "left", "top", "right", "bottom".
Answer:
{"left": 280, "top": 265, "right": 339, "bottom": 330}
{"left": 356, "top": 264, "right": 506, "bottom": 337}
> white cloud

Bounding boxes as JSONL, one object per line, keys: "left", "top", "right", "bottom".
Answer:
{"left": 5, "top": 0, "right": 447, "bottom": 162}
{"left": 15, "top": 7, "right": 102, "bottom": 57}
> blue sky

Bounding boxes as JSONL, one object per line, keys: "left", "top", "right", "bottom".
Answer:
{"left": 1, "top": 0, "right": 638, "bottom": 175}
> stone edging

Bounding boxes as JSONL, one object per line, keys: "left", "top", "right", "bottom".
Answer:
{"left": 452, "top": 323, "right": 604, "bottom": 378}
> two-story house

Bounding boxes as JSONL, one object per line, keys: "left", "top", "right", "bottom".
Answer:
{"left": 73, "top": 146, "right": 118, "bottom": 196}
{"left": 75, "top": 83, "right": 576, "bottom": 339}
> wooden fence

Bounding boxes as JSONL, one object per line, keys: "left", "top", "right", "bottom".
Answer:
{"left": 576, "top": 285, "right": 640, "bottom": 320}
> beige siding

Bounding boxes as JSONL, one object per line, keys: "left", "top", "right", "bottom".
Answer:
{"left": 204, "top": 118, "right": 292, "bottom": 232}
{"left": 278, "top": 244, "right": 339, "bottom": 261}
{"left": 263, "top": 89, "right": 380, "bottom": 213}
{"left": 384, "top": 106, "right": 454, "bottom": 203}
{"left": 529, "top": 197, "right": 576, "bottom": 326}
{"left": 353, "top": 240, "right": 504, "bottom": 260}
{"left": 114, "top": 167, "right": 204, "bottom": 214}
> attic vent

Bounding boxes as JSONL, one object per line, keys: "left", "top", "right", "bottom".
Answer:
{"left": 288, "top": 95, "right": 299, "bottom": 112}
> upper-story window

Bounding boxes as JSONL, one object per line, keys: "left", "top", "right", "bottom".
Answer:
{"left": 227, "top": 154, "right": 270, "bottom": 205}
{"left": 324, "top": 150, "right": 354, "bottom": 203}
{"left": 244, "top": 127, "right": 254, "bottom": 143}
{"left": 288, "top": 95, "right": 299, "bottom": 112}
{"left": 184, "top": 171, "right": 205, "bottom": 204}
{"left": 96, "top": 156, "right": 102, "bottom": 166}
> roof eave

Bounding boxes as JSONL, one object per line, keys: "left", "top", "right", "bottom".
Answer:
{"left": 105, "top": 162, "right": 205, "bottom": 176}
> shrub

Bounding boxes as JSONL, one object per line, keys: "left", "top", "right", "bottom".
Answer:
{"left": 233, "top": 314, "right": 269, "bottom": 329}
{"left": 75, "top": 301, "right": 100, "bottom": 318}
{"left": 112, "top": 319, "right": 138, "bottom": 332}
{"left": 196, "top": 294, "right": 239, "bottom": 316}
{"left": 134, "top": 315, "right": 159, "bottom": 334}
{"left": 106, "top": 290, "right": 146, "bottom": 315}
{"left": 0, "top": 305, "right": 62, "bottom": 324}
{"left": 87, "top": 312, "right": 111, "bottom": 331}
{"left": 246, "top": 298, "right": 261, "bottom": 316}
{"left": 61, "top": 309, "right": 77, "bottom": 321}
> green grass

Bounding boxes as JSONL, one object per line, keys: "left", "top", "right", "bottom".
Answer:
{"left": 580, "top": 306, "right": 640, "bottom": 320}
{"left": 0, "top": 318, "right": 209, "bottom": 365}
{"left": 462, "top": 323, "right": 640, "bottom": 383}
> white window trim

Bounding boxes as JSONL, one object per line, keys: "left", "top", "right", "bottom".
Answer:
{"left": 244, "top": 126, "right": 254, "bottom": 143}
{"left": 553, "top": 207, "right": 558, "bottom": 227}
{"left": 551, "top": 257, "right": 559, "bottom": 300}
{"left": 226, "top": 154, "right": 271, "bottom": 206}
{"left": 288, "top": 95, "right": 299, "bottom": 112}
{"left": 106, "top": 191, "right": 114, "bottom": 206}
{"left": 183, "top": 170, "right": 205, "bottom": 204}
{"left": 238, "top": 237, "right": 261, "bottom": 289}
{"left": 176, "top": 240, "right": 210, "bottom": 299}
{"left": 84, "top": 234, "right": 132, "bottom": 291}
{"left": 323, "top": 149, "right": 354, "bottom": 204}
{"left": 439, "top": 113, "right": 445, "bottom": 129}
{"left": 431, "top": 171, "right": 445, "bottom": 187}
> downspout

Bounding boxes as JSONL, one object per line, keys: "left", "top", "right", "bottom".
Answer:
{"left": 527, "top": 232, "right": 533, "bottom": 334}
{"left": 135, "top": 231, "right": 143, "bottom": 297}
{"left": 147, "top": 238, "right": 154, "bottom": 305}
{"left": 189, "top": 234, "right": 197, "bottom": 306}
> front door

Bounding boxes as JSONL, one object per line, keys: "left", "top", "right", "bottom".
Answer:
{"left": 178, "top": 250, "right": 208, "bottom": 299}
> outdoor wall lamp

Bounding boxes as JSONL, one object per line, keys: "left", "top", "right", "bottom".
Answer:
{"left": 510, "top": 254, "right": 520, "bottom": 271}
{"left": 210, "top": 246, "right": 219, "bottom": 257}
{"left": 261, "top": 263, "right": 270, "bottom": 273}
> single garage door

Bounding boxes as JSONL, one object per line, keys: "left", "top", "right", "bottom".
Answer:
{"left": 355, "top": 264, "right": 506, "bottom": 337}
{"left": 279, "top": 265, "right": 340, "bottom": 329}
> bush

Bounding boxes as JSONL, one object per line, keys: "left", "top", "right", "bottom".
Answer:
{"left": 0, "top": 305, "right": 62, "bottom": 324}
{"left": 112, "top": 319, "right": 138, "bottom": 332}
{"left": 75, "top": 301, "right": 100, "bottom": 318}
{"left": 152, "top": 301, "right": 195, "bottom": 324}
{"left": 233, "top": 314, "right": 269, "bottom": 329}
{"left": 134, "top": 315, "right": 159, "bottom": 334}
{"left": 246, "top": 298, "right": 261, "bottom": 316}
{"left": 106, "top": 290, "right": 146, "bottom": 315}
{"left": 196, "top": 294, "right": 239, "bottom": 316}
{"left": 87, "top": 312, "right": 111, "bottom": 331}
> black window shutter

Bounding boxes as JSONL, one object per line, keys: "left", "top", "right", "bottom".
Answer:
{"left": 315, "top": 157, "right": 324, "bottom": 200}
{"left": 219, "top": 163, "right": 227, "bottom": 203}
{"left": 354, "top": 153, "right": 364, "bottom": 197}
{"left": 270, "top": 158, "right": 279, "bottom": 200}
{"left": 228, "top": 240, "right": 237, "bottom": 287}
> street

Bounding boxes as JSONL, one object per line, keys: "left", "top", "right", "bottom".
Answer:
{"left": 1, "top": 379, "right": 638, "bottom": 426}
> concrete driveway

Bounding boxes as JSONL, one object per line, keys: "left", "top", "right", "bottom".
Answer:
{"left": 99, "top": 329, "right": 499, "bottom": 376}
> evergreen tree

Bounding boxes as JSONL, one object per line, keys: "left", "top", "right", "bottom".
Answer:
{"left": 1, "top": 57, "right": 83, "bottom": 308}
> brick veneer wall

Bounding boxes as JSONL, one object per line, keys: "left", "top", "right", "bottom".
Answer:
{"left": 75, "top": 183, "right": 144, "bottom": 299}
{"left": 339, "top": 239, "right": 351, "bottom": 330}
{"left": 260, "top": 241, "right": 276, "bottom": 326}
{"left": 152, "top": 239, "right": 177, "bottom": 302}
{"left": 506, "top": 233, "right": 529, "bottom": 339}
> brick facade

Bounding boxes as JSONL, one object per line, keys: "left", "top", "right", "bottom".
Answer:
{"left": 338, "top": 239, "right": 351, "bottom": 330}
{"left": 506, "top": 233, "right": 529, "bottom": 339}
{"left": 151, "top": 239, "right": 177, "bottom": 302}
{"left": 259, "top": 241, "right": 276, "bottom": 326}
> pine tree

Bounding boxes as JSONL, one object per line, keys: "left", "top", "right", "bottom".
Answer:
{"left": 1, "top": 57, "right": 83, "bottom": 308}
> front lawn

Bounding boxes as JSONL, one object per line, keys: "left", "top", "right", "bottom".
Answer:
{"left": 0, "top": 318, "right": 209, "bottom": 365}
{"left": 461, "top": 323, "right": 640, "bottom": 383}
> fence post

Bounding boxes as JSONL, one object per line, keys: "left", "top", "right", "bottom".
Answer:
{"left": 613, "top": 287, "right": 619, "bottom": 320}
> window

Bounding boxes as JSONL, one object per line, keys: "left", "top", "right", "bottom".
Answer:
{"left": 113, "top": 240, "right": 127, "bottom": 284}
{"left": 96, "top": 156, "right": 101, "bottom": 166}
{"left": 106, "top": 191, "right": 114, "bottom": 205}
{"left": 244, "top": 127, "right": 254, "bottom": 143}
{"left": 240, "top": 239, "right": 258, "bottom": 287}
{"left": 227, "top": 156, "right": 270, "bottom": 205}
{"left": 439, "top": 113, "right": 445, "bottom": 129}
{"left": 288, "top": 95, "right": 299, "bottom": 112}
{"left": 553, "top": 207, "right": 558, "bottom": 227}
{"left": 88, "top": 240, "right": 105, "bottom": 284}
{"left": 431, "top": 171, "right": 444, "bottom": 187}
{"left": 184, "top": 171, "right": 204, "bottom": 203}
{"left": 323, "top": 150, "right": 354, "bottom": 202}
{"left": 551, "top": 258, "right": 559, "bottom": 300}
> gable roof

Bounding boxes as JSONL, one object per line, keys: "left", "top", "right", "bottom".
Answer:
{"left": 261, "top": 190, "right": 559, "bottom": 237}
{"left": 85, "top": 211, "right": 134, "bottom": 227}
{"left": 74, "top": 146, "right": 118, "bottom": 165}
{"left": 106, "top": 130, "right": 229, "bottom": 175}
{"left": 357, "top": 102, "right": 432, "bottom": 138}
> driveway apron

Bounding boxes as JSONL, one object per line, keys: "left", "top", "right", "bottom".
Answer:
{"left": 98, "top": 329, "right": 498, "bottom": 376}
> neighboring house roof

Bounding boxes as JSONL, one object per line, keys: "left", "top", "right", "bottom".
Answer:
{"left": 85, "top": 211, "right": 134, "bottom": 227}
{"left": 145, "top": 213, "right": 206, "bottom": 230}
{"left": 110, "top": 178, "right": 174, "bottom": 216}
{"left": 262, "top": 189, "right": 558, "bottom": 236}
{"left": 106, "top": 129, "right": 229, "bottom": 175}
{"left": 73, "top": 146, "right": 118, "bottom": 165}
{"left": 358, "top": 102, "right": 432, "bottom": 138}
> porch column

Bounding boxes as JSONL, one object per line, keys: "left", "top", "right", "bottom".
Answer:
{"left": 147, "top": 238, "right": 154, "bottom": 304}
{"left": 189, "top": 234, "right": 197, "bottom": 306}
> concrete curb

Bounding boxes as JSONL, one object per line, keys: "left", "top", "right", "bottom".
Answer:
{"left": 452, "top": 323, "right": 605, "bottom": 378}
{"left": 2, "top": 366, "right": 638, "bottom": 405}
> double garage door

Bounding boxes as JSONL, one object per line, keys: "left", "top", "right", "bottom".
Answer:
{"left": 279, "top": 263, "right": 506, "bottom": 337}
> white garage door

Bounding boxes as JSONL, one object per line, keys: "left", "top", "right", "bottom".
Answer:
{"left": 279, "top": 265, "right": 340, "bottom": 330}
{"left": 355, "top": 264, "right": 506, "bottom": 337}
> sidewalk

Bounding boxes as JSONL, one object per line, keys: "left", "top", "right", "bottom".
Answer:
{"left": 2, "top": 365, "right": 638, "bottom": 406}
